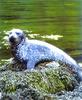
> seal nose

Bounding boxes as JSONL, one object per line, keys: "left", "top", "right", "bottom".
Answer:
{"left": 9, "top": 36, "right": 15, "bottom": 43}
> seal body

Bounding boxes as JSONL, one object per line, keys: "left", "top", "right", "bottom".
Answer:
{"left": 8, "top": 29, "right": 82, "bottom": 81}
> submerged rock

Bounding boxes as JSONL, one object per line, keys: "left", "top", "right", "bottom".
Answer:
{"left": 0, "top": 61, "right": 79, "bottom": 100}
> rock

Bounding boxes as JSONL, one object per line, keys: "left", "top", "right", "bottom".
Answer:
{"left": 0, "top": 61, "right": 78, "bottom": 100}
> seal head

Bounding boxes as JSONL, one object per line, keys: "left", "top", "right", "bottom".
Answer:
{"left": 8, "top": 29, "right": 25, "bottom": 46}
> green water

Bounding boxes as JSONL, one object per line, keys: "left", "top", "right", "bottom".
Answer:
{"left": 0, "top": 0, "right": 82, "bottom": 64}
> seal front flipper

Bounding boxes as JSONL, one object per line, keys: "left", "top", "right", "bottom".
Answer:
{"left": 27, "top": 61, "right": 35, "bottom": 70}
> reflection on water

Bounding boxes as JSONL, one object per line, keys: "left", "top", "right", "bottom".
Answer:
{"left": 0, "top": 0, "right": 82, "bottom": 63}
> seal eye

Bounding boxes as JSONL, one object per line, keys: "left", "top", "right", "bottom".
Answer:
{"left": 9, "top": 32, "right": 12, "bottom": 35}
{"left": 16, "top": 32, "right": 20, "bottom": 35}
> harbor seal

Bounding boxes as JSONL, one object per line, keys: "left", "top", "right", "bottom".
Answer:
{"left": 8, "top": 29, "right": 82, "bottom": 81}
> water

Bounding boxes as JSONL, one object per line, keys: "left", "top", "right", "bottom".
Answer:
{"left": 0, "top": 0, "right": 82, "bottom": 64}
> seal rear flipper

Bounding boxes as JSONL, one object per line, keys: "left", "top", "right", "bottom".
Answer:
{"left": 76, "top": 68, "right": 82, "bottom": 82}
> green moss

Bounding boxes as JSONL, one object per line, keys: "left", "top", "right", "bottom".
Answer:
{"left": 0, "top": 61, "right": 79, "bottom": 100}
{"left": 0, "top": 66, "right": 77, "bottom": 94}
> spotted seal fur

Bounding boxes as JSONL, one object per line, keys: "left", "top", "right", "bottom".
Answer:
{"left": 8, "top": 29, "right": 82, "bottom": 81}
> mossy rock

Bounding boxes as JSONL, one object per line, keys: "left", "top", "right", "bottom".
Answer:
{"left": 0, "top": 61, "right": 78, "bottom": 100}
